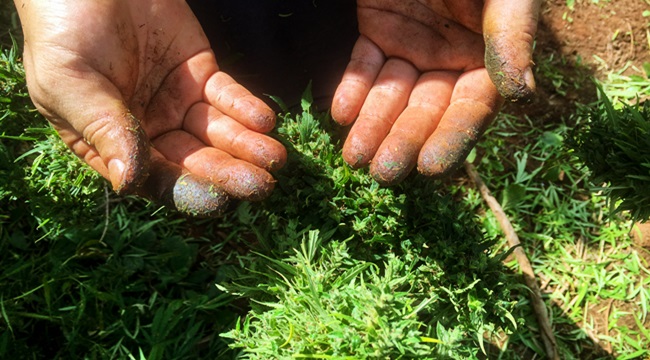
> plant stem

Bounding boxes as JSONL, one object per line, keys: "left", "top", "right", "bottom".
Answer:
{"left": 464, "top": 161, "right": 559, "bottom": 360}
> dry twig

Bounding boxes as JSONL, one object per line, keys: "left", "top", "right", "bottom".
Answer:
{"left": 465, "top": 162, "right": 559, "bottom": 360}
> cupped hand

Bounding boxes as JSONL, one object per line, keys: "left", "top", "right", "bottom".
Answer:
{"left": 332, "top": 0, "right": 541, "bottom": 185}
{"left": 15, "top": 0, "right": 286, "bottom": 216}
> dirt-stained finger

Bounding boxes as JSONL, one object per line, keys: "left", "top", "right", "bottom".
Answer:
{"left": 370, "top": 71, "right": 457, "bottom": 186}
{"left": 417, "top": 69, "right": 503, "bottom": 178}
{"left": 137, "top": 150, "right": 230, "bottom": 217}
{"left": 153, "top": 130, "right": 276, "bottom": 201}
{"left": 342, "top": 58, "right": 419, "bottom": 169}
{"left": 331, "top": 36, "right": 386, "bottom": 126}
{"left": 183, "top": 102, "right": 286, "bottom": 172}
{"left": 483, "top": 0, "right": 542, "bottom": 102}
{"left": 204, "top": 71, "right": 277, "bottom": 133}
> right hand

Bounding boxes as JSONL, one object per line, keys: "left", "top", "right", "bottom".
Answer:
{"left": 332, "top": 0, "right": 540, "bottom": 185}
{"left": 15, "top": 0, "right": 287, "bottom": 216}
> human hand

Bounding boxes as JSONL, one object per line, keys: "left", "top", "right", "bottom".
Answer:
{"left": 332, "top": 0, "right": 541, "bottom": 185}
{"left": 15, "top": 0, "right": 286, "bottom": 216}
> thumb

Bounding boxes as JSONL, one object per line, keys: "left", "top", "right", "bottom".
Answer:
{"left": 483, "top": 0, "right": 542, "bottom": 103}
{"left": 44, "top": 77, "right": 150, "bottom": 194}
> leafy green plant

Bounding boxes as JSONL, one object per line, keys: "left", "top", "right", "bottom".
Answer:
{"left": 218, "top": 88, "right": 518, "bottom": 359}
{"left": 567, "top": 87, "right": 650, "bottom": 221}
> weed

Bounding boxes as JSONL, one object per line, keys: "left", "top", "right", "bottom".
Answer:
{"left": 567, "top": 86, "right": 650, "bottom": 221}
{"left": 219, "top": 88, "right": 517, "bottom": 359}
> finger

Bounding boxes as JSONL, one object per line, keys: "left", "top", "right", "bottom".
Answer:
{"left": 138, "top": 149, "right": 230, "bottom": 217}
{"left": 483, "top": 0, "right": 542, "bottom": 102}
{"left": 341, "top": 58, "right": 419, "bottom": 169}
{"left": 153, "top": 130, "right": 276, "bottom": 201}
{"left": 183, "top": 102, "right": 287, "bottom": 172}
{"left": 42, "top": 77, "right": 150, "bottom": 195}
{"left": 369, "top": 71, "right": 457, "bottom": 186}
{"left": 203, "top": 71, "right": 277, "bottom": 133}
{"left": 331, "top": 35, "right": 386, "bottom": 126}
{"left": 418, "top": 69, "right": 503, "bottom": 177}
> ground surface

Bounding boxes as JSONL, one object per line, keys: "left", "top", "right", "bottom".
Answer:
{"left": 516, "top": 0, "right": 650, "bottom": 117}
{"left": 543, "top": 0, "right": 650, "bottom": 74}
{"left": 509, "top": 1, "right": 650, "bottom": 357}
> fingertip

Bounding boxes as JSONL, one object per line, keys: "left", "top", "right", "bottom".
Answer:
{"left": 523, "top": 66, "right": 537, "bottom": 95}
{"left": 484, "top": 38, "right": 536, "bottom": 103}
{"left": 140, "top": 157, "right": 231, "bottom": 217}
{"left": 342, "top": 135, "right": 372, "bottom": 169}
{"left": 256, "top": 138, "right": 287, "bottom": 172}
{"left": 342, "top": 153, "right": 367, "bottom": 170}
{"left": 369, "top": 139, "right": 420, "bottom": 186}
{"left": 108, "top": 158, "right": 126, "bottom": 192}
{"left": 101, "top": 118, "right": 151, "bottom": 195}
{"left": 332, "top": 89, "right": 365, "bottom": 126}
{"left": 215, "top": 163, "right": 277, "bottom": 202}
{"left": 332, "top": 35, "right": 385, "bottom": 126}
{"left": 483, "top": 0, "right": 541, "bottom": 103}
{"left": 331, "top": 98, "right": 357, "bottom": 126}
{"left": 370, "top": 159, "right": 413, "bottom": 187}
{"left": 417, "top": 119, "right": 486, "bottom": 179}
{"left": 417, "top": 146, "right": 466, "bottom": 179}
{"left": 251, "top": 106, "right": 277, "bottom": 133}
{"left": 172, "top": 173, "right": 231, "bottom": 217}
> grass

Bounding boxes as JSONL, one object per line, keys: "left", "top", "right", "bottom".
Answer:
{"left": 2, "top": 2, "right": 650, "bottom": 359}
{"left": 567, "top": 86, "right": 650, "bottom": 221}
{"left": 467, "top": 48, "right": 650, "bottom": 357}
{"left": 472, "top": 110, "right": 649, "bottom": 359}
{"left": 216, "top": 94, "right": 517, "bottom": 359}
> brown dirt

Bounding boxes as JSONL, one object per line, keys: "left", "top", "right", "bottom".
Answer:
{"left": 504, "top": 0, "right": 650, "bottom": 122}
{"left": 542, "top": 0, "right": 650, "bottom": 77}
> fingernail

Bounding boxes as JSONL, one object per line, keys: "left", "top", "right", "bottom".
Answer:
{"left": 108, "top": 159, "right": 126, "bottom": 192}
{"left": 524, "top": 66, "right": 536, "bottom": 93}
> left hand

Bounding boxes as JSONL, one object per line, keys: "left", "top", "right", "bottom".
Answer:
{"left": 332, "top": 0, "right": 541, "bottom": 185}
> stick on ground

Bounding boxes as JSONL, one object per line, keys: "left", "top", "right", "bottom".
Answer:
{"left": 464, "top": 162, "right": 559, "bottom": 360}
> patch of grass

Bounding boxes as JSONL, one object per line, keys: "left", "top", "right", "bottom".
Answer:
{"left": 596, "top": 62, "right": 650, "bottom": 104}
{"left": 1, "top": 42, "right": 519, "bottom": 359}
{"left": 218, "top": 90, "right": 518, "bottom": 359}
{"left": 567, "top": 87, "right": 650, "bottom": 222}
{"left": 472, "top": 99, "right": 648, "bottom": 357}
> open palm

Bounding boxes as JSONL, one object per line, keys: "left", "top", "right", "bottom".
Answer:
{"left": 332, "top": 0, "right": 540, "bottom": 185}
{"left": 17, "top": 0, "right": 286, "bottom": 215}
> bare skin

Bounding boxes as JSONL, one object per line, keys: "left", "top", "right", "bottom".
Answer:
{"left": 14, "top": 0, "right": 286, "bottom": 216}
{"left": 332, "top": 0, "right": 541, "bottom": 185}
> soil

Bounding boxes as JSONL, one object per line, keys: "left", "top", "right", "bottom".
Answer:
{"left": 541, "top": 0, "right": 650, "bottom": 77}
